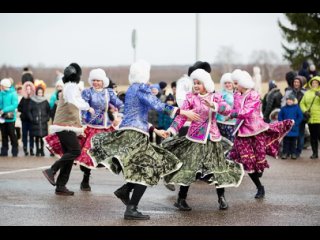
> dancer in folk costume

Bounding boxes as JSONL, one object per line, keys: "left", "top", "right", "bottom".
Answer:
{"left": 162, "top": 69, "right": 245, "bottom": 211}
{"left": 227, "top": 70, "right": 294, "bottom": 199}
{"left": 42, "top": 63, "right": 90, "bottom": 196}
{"left": 216, "top": 72, "right": 236, "bottom": 142}
{"left": 76, "top": 68, "right": 124, "bottom": 191}
{"left": 88, "top": 59, "right": 199, "bottom": 220}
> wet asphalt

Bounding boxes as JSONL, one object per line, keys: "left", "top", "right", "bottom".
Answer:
{"left": 0, "top": 147, "right": 320, "bottom": 226}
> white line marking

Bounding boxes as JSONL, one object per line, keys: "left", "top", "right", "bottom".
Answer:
{"left": 0, "top": 166, "right": 51, "bottom": 175}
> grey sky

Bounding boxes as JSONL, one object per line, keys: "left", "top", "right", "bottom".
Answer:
{"left": 0, "top": 13, "right": 289, "bottom": 67}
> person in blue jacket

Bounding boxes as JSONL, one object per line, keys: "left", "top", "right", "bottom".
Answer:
{"left": 0, "top": 78, "right": 19, "bottom": 157}
{"left": 278, "top": 94, "right": 303, "bottom": 159}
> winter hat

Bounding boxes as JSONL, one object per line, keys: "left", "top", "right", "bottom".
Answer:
{"left": 88, "top": 68, "right": 110, "bottom": 88}
{"left": 62, "top": 63, "right": 82, "bottom": 84}
{"left": 0, "top": 78, "right": 12, "bottom": 88}
{"left": 159, "top": 81, "right": 167, "bottom": 90}
{"left": 286, "top": 93, "right": 296, "bottom": 101}
{"left": 55, "top": 79, "right": 64, "bottom": 88}
{"left": 150, "top": 83, "right": 160, "bottom": 91}
{"left": 285, "top": 71, "right": 297, "bottom": 88}
{"left": 128, "top": 59, "right": 151, "bottom": 85}
{"left": 220, "top": 73, "right": 233, "bottom": 87}
{"left": 190, "top": 69, "right": 215, "bottom": 93}
{"left": 237, "top": 70, "right": 255, "bottom": 89}
{"left": 231, "top": 69, "right": 243, "bottom": 82}
{"left": 268, "top": 80, "right": 277, "bottom": 91}
{"left": 310, "top": 64, "right": 316, "bottom": 71}
{"left": 21, "top": 72, "right": 34, "bottom": 84}
{"left": 165, "top": 93, "right": 175, "bottom": 102}
{"left": 188, "top": 61, "right": 211, "bottom": 76}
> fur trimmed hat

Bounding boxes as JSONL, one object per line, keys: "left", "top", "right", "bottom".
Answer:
{"left": 128, "top": 59, "right": 151, "bottom": 85}
{"left": 55, "top": 79, "right": 64, "bottom": 88}
{"left": 220, "top": 73, "right": 233, "bottom": 88}
{"left": 237, "top": 70, "right": 255, "bottom": 89}
{"left": 188, "top": 61, "right": 211, "bottom": 76}
{"left": 21, "top": 72, "right": 34, "bottom": 84}
{"left": 190, "top": 69, "right": 215, "bottom": 93}
{"left": 231, "top": 69, "right": 243, "bottom": 82}
{"left": 62, "top": 63, "right": 82, "bottom": 84}
{"left": 88, "top": 68, "right": 110, "bottom": 88}
{"left": 0, "top": 78, "right": 12, "bottom": 88}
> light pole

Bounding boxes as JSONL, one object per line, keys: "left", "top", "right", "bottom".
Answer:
{"left": 195, "top": 13, "right": 200, "bottom": 61}
{"left": 131, "top": 29, "right": 137, "bottom": 62}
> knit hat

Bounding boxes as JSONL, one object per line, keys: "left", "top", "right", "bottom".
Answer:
{"left": 88, "top": 68, "right": 110, "bottom": 88}
{"left": 188, "top": 61, "right": 211, "bottom": 76}
{"left": 0, "top": 78, "right": 12, "bottom": 88}
{"left": 268, "top": 80, "right": 277, "bottom": 91}
{"left": 128, "top": 59, "right": 151, "bottom": 85}
{"left": 150, "top": 83, "right": 160, "bottom": 91}
{"left": 285, "top": 71, "right": 297, "bottom": 88}
{"left": 286, "top": 93, "right": 296, "bottom": 101}
{"left": 159, "top": 81, "right": 167, "bottom": 90}
{"left": 237, "top": 70, "right": 255, "bottom": 89}
{"left": 190, "top": 69, "right": 215, "bottom": 93}
{"left": 62, "top": 63, "right": 82, "bottom": 84}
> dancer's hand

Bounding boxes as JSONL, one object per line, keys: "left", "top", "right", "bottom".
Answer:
{"left": 180, "top": 109, "right": 200, "bottom": 121}
{"left": 88, "top": 107, "right": 95, "bottom": 115}
{"left": 203, "top": 99, "right": 215, "bottom": 110}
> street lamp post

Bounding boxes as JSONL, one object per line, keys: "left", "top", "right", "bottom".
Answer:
{"left": 132, "top": 29, "right": 137, "bottom": 62}
{"left": 195, "top": 13, "right": 200, "bottom": 61}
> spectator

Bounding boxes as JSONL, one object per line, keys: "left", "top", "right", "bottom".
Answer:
{"left": 309, "top": 64, "right": 318, "bottom": 79}
{"left": 49, "top": 79, "right": 64, "bottom": 111}
{"left": 284, "top": 71, "right": 297, "bottom": 91}
{"left": 298, "top": 61, "right": 310, "bottom": 82}
{"left": 262, "top": 80, "right": 283, "bottom": 123}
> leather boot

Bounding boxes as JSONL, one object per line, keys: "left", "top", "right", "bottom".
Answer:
{"left": 218, "top": 196, "right": 228, "bottom": 210}
{"left": 114, "top": 184, "right": 131, "bottom": 205}
{"left": 80, "top": 173, "right": 91, "bottom": 191}
{"left": 30, "top": 148, "right": 34, "bottom": 156}
{"left": 23, "top": 147, "right": 29, "bottom": 156}
{"left": 255, "top": 185, "right": 265, "bottom": 199}
{"left": 124, "top": 205, "right": 150, "bottom": 220}
{"left": 42, "top": 168, "right": 56, "bottom": 186}
{"left": 40, "top": 148, "right": 45, "bottom": 157}
{"left": 174, "top": 198, "right": 192, "bottom": 211}
{"left": 55, "top": 186, "right": 74, "bottom": 196}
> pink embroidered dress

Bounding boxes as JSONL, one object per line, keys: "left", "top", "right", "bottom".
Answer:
{"left": 163, "top": 92, "right": 245, "bottom": 188}
{"left": 228, "top": 89, "right": 294, "bottom": 173}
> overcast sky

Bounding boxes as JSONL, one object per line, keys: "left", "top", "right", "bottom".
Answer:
{"left": 0, "top": 13, "right": 290, "bottom": 67}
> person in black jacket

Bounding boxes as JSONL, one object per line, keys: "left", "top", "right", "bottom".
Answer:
{"left": 262, "top": 80, "right": 283, "bottom": 123}
{"left": 18, "top": 81, "right": 35, "bottom": 156}
{"left": 28, "top": 86, "right": 50, "bottom": 157}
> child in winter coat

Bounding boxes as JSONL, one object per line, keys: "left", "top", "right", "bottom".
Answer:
{"left": 278, "top": 94, "right": 303, "bottom": 159}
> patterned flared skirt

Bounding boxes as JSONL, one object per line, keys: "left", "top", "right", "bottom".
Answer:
{"left": 228, "top": 119, "right": 294, "bottom": 173}
{"left": 161, "top": 136, "right": 244, "bottom": 188}
{"left": 88, "top": 129, "right": 183, "bottom": 186}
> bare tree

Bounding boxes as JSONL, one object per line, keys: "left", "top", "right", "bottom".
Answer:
{"left": 215, "top": 46, "right": 242, "bottom": 73}
{"left": 249, "top": 50, "right": 280, "bottom": 81}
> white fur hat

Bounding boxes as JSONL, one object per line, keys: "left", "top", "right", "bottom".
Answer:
{"left": 231, "top": 69, "right": 243, "bottom": 82}
{"left": 238, "top": 70, "right": 255, "bottom": 89}
{"left": 190, "top": 69, "right": 215, "bottom": 93}
{"left": 88, "top": 68, "right": 110, "bottom": 88}
{"left": 220, "top": 73, "right": 233, "bottom": 88}
{"left": 0, "top": 78, "right": 12, "bottom": 88}
{"left": 55, "top": 79, "right": 64, "bottom": 88}
{"left": 128, "top": 59, "right": 151, "bottom": 85}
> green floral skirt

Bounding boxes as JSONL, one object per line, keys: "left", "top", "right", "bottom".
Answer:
{"left": 161, "top": 136, "right": 244, "bottom": 188}
{"left": 88, "top": 130, "right": 182, "bottom": 186}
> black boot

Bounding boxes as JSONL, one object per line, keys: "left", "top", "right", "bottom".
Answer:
{"left": 42, "top": 168, "right": 56, "bottom": 186}
{"left": 23, "top": 147, "right": 29, "bottom": 156}
{"left": 30, "top": 148, "right": 34, "bottom": 156}
{"left": 124, "top": 205, "right": 150, "bottom": 220}
{"left": 310, "top": 154, "right": 318, "bottom": 159}
{"left": 40, "top": 148, "right": 45, "bottom": 157}
{"left": 218, "top": 196, "right": 228, "bottom": 210}
{"left": 80, "top": 173, "right": 91, "bottom": 191}
{"left": 255, "top": 185, "right": 265, "bottom": 199}
{"left": 36, "top": 148, "right": 40, "bottom": 157}
{"left": 174, "top": 198, "right": 192, "bottom": 211}
{"left": 114, "top": 184, "right": 131, "bottom": 205}
{"left": 55, "top": 186, "right": 74, "bottom": 196}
